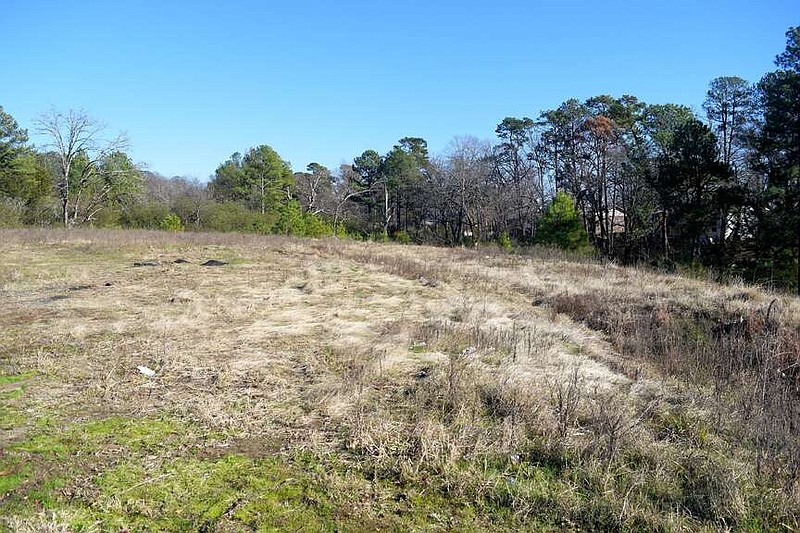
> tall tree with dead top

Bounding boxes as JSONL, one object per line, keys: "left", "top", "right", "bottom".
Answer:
{"left": 36, "top": 108, "right": 131, "bottom": 226}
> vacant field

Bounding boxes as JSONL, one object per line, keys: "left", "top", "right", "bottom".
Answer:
{"left": 0, "top": 229, "right": 798, "bottom": 531}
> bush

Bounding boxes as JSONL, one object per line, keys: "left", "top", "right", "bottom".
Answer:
{"left": 120, "top": 201, "right": 171, "bottom": 229}
{"left": 498, "top": 231, "right": 513, "bottom": 251}
{"left": 202, "top": 202, "right": 273, "bottom": 234}
{"left": 393, "top": 230, "right": 412, "bottom": 244}
{"left": 0, "top": 198, "right": 24, "bottom": 227}
{"left": 536, "top": 192, "right": 592, "bottom": 252}
{"left": 271, "top": 201, "right": 333, "bottom": 237}
{"left": 160, "top": 213, "right": 184, "bottom": 232}
{"left": 271, "top": 201, "right": 304, "bottom": 235}
{"left": 301, "top": 212, "right": 333, "bottom": 238}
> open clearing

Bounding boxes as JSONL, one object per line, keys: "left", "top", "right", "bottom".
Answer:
{"left": 1, "top": 229, "right": 798, "bottom": 531}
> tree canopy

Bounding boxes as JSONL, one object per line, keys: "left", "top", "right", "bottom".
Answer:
{"left": 2, "top": 25, "right": 799, "bottom": 291}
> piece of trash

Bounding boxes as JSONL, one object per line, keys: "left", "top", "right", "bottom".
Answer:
{"left": 174, "top": 258, "right": 191, "bottom": 264}
{"left": 409, "top": 341, "right": 428, "bottom": 353}
{"left": 202, "top": 259, "right": 228, "bottom": 266}
{"left": 418, "top": 276, "right": 438, "bottom": 287}
{"left": 137, "top": 366, "right": 156, "bottom": 377}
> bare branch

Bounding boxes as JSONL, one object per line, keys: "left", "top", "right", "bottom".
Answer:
{"left": 34, "top": 108, "right": 134, "bottom": 227}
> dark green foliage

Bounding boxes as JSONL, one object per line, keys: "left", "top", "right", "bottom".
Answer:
{"left": 0, "top": 106, "right": 28, "bottom": 177}
{"left": 776, "top": 26, "right": 800, "bottom": 71}
{"left": 348, "top": 140, "right": 431, "bottom": 239}
{"left": 393, "top": 229, "right": 412, "bottom": 244}
{"left": 382, "top": 137, "right": 430, "bottom": 237}
{"left": 641, "top": 104, "right": 695, "bottom": 156}
{"left": 2, "top": 152, "right": 52, "bottom": 206}
{"left": 536, "top": 192, "right": 591, "bottom": 252}
{"left": 272, "top": 199, "right": 333, "bottom": 237}
{"left": 210, "top": 145, "right": 293, "bottom": 215}
{"left": 206, "top": 145, "right": 334, "bottom": 237}
{"left": 749, "top": 26, "right": 800, "bottom": 291}
{"left": 300, "top": 211, "right": 334, "bottom": 237}
{"left": 0, "top": 108, "right": 53, "bottom": 222}
{"left": 653, "top": 119, "right": 730, "bottom": 262}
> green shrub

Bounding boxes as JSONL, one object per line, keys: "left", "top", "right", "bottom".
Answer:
{"left": 301, "top": 212, "right": 334, "bottom": 237}
{"left": 394, "top": 229, "right": 412, "bottom": 244}
{"left": 271, "top": 200, "right": 304, "bottom": 235}
{"left": 498, "top": 230, "right": 513, "bottom": 251}
{"left": 119, "top": 201, "right": 171, "bottom": 229}
{"left": 536, "top": 192, "right": 592, "bottom": 252}
{"left": 159, "top": 213, "right": 184, "bottom": 232}
{"left": 202, "top": 202, "right": 273, "bottom": 234}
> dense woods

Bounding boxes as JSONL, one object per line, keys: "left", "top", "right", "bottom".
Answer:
{"left": 1, "top": 27, "right": 798, "bottom": 291}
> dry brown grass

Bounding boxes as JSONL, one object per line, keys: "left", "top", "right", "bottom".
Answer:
{"left": 1, "top": 228, "right": 799, "bottom": 530}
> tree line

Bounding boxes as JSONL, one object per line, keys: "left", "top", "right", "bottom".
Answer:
{"left": 1, "top": 27, "right": 798, "bottom": 291}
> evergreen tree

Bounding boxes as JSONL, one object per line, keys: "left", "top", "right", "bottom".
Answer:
{"left": 536, "top": 191, "right": 591, "bottom": 252}
{"left": 751, "top": 27, "right": 800, "bottom": 291}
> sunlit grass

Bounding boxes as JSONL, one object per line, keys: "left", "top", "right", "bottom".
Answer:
{"left": 0, "top": 228, "right": 798, "bottom": 530}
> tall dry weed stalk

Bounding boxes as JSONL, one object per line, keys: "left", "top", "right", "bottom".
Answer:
{"left": 549, "top": 368, "right": 582, "bottom": 440}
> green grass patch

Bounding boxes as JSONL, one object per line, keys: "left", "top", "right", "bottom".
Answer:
{"left": 90, "top": 454, "right": 335, "bottom": 532}
{"left": 0, "top": 372, "right": 35, "bottom": 386}
{"left": 0, "top": 377, "right": 28, "bottom": 430}
{"left": 0, "top": 458, "right": 30, "bottom": 496}
{"left": 12, "top": 416, "right": 197, "bottom": 458}
{"left": 0, "top": 388, "right": 23, "bottom": 401}
{"left": 1, "top": 415, "right": 212, "bottom": 528}
{"left": 0, "top": 405, "right": 25, "bottom": 429}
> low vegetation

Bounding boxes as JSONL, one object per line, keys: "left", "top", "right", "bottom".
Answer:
{"left": 0, "top": 228, "right": 798, "bottom": 531}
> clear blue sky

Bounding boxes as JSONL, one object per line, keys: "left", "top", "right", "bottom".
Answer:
{"left": 2, "top": 1, "right": 797, "bottom": 180}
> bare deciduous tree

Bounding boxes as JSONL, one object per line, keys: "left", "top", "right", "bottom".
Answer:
{"left": 437, "top": 136, "right": 494, "bottom": 244}
{"left": 36, "top": 108, "right": 129, "bottom": 226}
{"left": 294, "top": 162, "right": 333, "bottom": 215}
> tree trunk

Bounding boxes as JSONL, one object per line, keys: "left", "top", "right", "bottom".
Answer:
{"left": 383, "top": 183, "right": 391, "bottom": 237}
{"left": 796, "top": 216, "right": 799, "bottom": 295}
{"left": 62, "top": 196, "right": 69, "bottom": 228}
